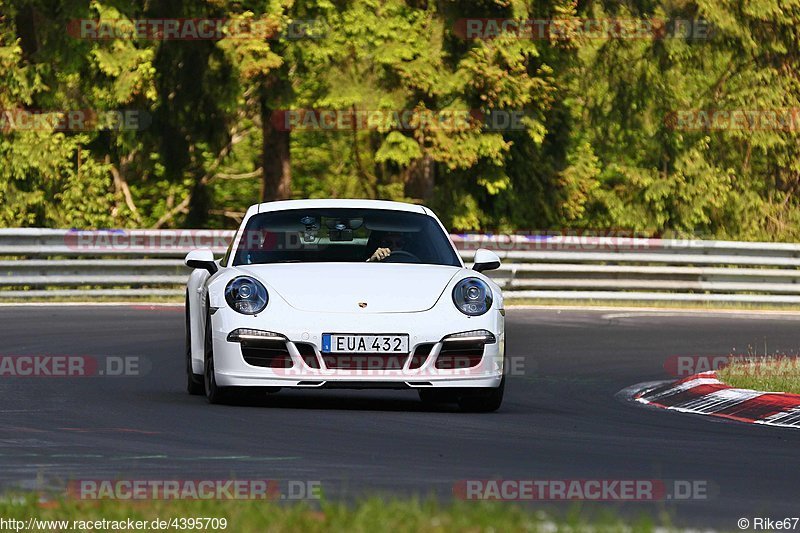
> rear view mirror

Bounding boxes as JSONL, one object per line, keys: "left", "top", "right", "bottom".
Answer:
{"left": 184, "top": 249, "right": 218, "bottom": 274}
{"left": 472, "top": 248, "right": 501, "bottom": 273}
{"left": 329, "top": 228, "right": 354, "bottom": 241}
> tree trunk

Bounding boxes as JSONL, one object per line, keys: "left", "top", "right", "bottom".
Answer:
{"left": 185, "top": 171, "right": 210, "bottom": 227}
{"left": 404, "top": 155, "right": 435, "bottom": 202}
{"left": 260, "top": 97, "right": 291, "bottom": 202}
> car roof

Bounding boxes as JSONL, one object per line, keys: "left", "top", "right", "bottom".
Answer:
{"left": 253, "top": 199, "right": 429, "bottom": 214}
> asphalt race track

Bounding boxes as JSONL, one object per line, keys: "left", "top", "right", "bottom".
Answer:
{"left": 1, "top": 305, "right": 799, "bottom": 528}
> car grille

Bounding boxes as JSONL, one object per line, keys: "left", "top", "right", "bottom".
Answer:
{"left": 408, "top": 343, "right": 434, "bottom": 369}
{"left": 239, "top": 339, "right": 482, "bottom": 371}
{"left": 241, "top": 339, "right": 294, "bottom": 368}
{"left": 434, "top": 341, "right": 485, "bottom": 369}
{"left": 321, "top": 353, "right": 408, "bottom": 370}
{"left": 295, "top": 342, "right": 320, "bottom": 369}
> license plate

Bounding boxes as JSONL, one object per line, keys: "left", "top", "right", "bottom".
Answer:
{"left": 322, "top": 334, "right": 409, "bottom": 354}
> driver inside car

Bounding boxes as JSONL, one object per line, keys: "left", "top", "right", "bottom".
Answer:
{"left": 366, "top": 231, "right": 407, "bottom": 262}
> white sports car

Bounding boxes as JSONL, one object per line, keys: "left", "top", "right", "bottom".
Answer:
{"left": 184, "top": 199, "right": 505, "bottom": 411}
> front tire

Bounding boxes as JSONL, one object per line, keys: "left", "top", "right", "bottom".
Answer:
{"left": 185, "top": 293, "right": 205, "bottom": 395}
{"left": 203, "top": 307, "right": 231, "bottom": 404}
{"left": 418, "top": 389, "right": 459, "bottom": 404}
{"left": 457, "top": 375, "right": 505, "bottom": 413}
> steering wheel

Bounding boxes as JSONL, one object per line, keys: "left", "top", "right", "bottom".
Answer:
{"left": 383, "top": 250, "right": 421, "bottom": 264}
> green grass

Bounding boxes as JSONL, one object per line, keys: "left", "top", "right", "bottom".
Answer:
{"left": 0, "top": 494, "right": 680, "bottom": 532}
{"left": 717, "top": 357, "right": 800, "bottom": 394}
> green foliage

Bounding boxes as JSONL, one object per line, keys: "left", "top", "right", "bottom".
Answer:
{"left": 566, "top": 0, "right": 800, "bottom": 239}
{"left": 0, "top": 0, "right": 798, "bottom": 240}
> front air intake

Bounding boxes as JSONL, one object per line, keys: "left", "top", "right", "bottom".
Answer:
{"left": 321, "top": 354, "right": 407, "bottom": 370}
{"left": 434, "top": 341, "right": 485, "bottom": 369}
{"left": 408, "top": 343, "right": 434, "bottom": 369}
{"left": 241, "top": 339, "right": 294, "bottom": 369}
{"left": 295, "top": 342, "right": 320, "bottom": 369}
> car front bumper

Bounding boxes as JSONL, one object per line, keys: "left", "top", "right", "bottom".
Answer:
{"left": 209, "top": 303, "right": 505, "bottom": 389}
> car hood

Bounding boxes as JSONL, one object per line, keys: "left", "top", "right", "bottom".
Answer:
{"left": 236, "top": 263, "right": 462, "bottom": 313}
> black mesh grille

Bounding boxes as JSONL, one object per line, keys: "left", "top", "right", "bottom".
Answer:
{"left": 295, "top": 342, "right": 320, "bottom": 369}
{"left": 434, "top": 341, "right": 485, "bottom": 369}
{"left": 322, "top": 354, "right": 407, "bottom": 370}
{"left": 408, "top": 343, "right": 434, "bottom": 369}
{"left": 241, "top": 339, "right": 293, "bottom": 368}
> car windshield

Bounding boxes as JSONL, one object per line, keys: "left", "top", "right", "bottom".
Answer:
{"left": 232, "top": 208, "right": 461, "bottom": 267}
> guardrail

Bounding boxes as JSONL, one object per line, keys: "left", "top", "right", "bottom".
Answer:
{"left": 2, "top": 228, "right": 800, "bottom": 303}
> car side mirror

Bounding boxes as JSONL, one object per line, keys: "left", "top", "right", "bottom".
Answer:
{"left": 184, "top": 249, "right": 218, "bottom": 274}
{"left": 472, "top": 248, "right": 501, "bottom": 273}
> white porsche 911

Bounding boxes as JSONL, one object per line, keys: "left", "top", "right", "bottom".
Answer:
{"left": 184, "top": 199, "right": 505, "bottom": 411}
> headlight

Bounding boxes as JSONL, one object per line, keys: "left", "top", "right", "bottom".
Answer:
{"left": 452, "top": 277, "right": 493, "bottom": 316}
{"left": 225, "top": 276, "right": 268, "bottom": 315}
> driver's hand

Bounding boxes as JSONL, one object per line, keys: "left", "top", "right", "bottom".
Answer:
{"left": 367, "top": 247, "right": 391, "bottom": 262}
